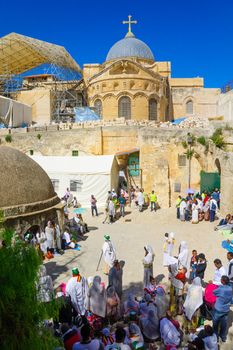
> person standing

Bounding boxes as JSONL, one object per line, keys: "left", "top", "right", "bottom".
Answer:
{"left": 163, "top": 232, "right": 176, "bottom": 266}
{"left": 210, "top": 196, "right": 217, "bottom": 222}
{"left": 102, "top": 235, "right": 116, "bottom": 275}
{"left": 118, "top": 193, "right": 126, "bottom": 217}
{"left": 213, "top": 259, "right": 226, "bottom": 285}
{"left": 55, "top": 223, "right": 61, "bottom": 251}
{"left": 195, "top": 253, "right": 207, "bottom": 280}
{"left": 108, "top": 199, "right": 115, "bottom": 224}
{"left": 85, "top": 275, "right": 106, "bottom": 318}
{"left": 45, "top": 220, "right": 55, "bottom": 253}
{"left": 66, "top": 267, "right": 88, "bottom": 316}
{"left": 150, "top": 190, "right": 157, "bottom": 212}
{"left": 109, "top": 260, "right": 123, "bottom": 299}
{"left": 90, "top": 195, "right": 98, "bottom": 216}
{"left": 137, "top": 189, "right": 144, "bottom": 212}
{"left": 179, "top": 198, "right": 187, "bottom": 221}
{"left": 213, "top": 275, "right": 232, "bottom": 342}
{"left": 226, "top": 251, "right": 233, "bottom": 285}
{"left": 176, "top": 195, "right": 182, "bottom": 219}
{"left": 143, "top": 245, "right": 154, "bottom": 287}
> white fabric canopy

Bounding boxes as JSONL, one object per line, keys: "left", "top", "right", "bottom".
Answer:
{"left": 32, "top": 155, "right": 118, "bottom": 207}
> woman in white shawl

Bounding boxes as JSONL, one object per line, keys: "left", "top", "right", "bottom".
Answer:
{"left": 183, "top": 277, "right": 203, "bottom": 321}
{"left": 160, "top": 317, "right": 181, "bottom": 347}
{"left": 178, "top": 241, "right": 189, "bottom": 269}
{"left": 86, "top": 275, "right": 106, "bottom": 318}
{"left": 191, "top": 200, "right": 199, "bottom": 224}
{"left": 180, "top": 199, "right": 187, "bottom": 221}
{"left": 102, "top": 235, "right": 116, "bottom": 274}
{"left": 163, "top": 232, "right": 177, "bottom": 266}
{"left": 139, "top": 309, "right": 160, "bottom": 341}
{"left": 143, "top": 245, "right": 154, "bottom": 287}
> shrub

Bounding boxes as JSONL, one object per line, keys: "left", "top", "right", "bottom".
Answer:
{"left": 5, "top": 134, "right": 12, "bottom": 143}
{"left": 197, "top": 136, "right": 207, "bottom": 146}
{"left": 182, "top": 141, "right": 188, "bottom": 149}
{"left": 210, "top": 128, "right": 225, "bottom": 149}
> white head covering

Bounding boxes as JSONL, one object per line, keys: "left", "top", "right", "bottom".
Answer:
{"left": 178, "top": 241, "right": 189, "bottom": 269}
{"left": 160, "top": 318, "right": 180, "bottom": 346}
{"left": 169, "top": 263, "right": 183, "bottom": 290}
{"left": 144, "top": 245, "right": 154, "bottom": 264}
{"left": 183, "top": 277, "right": 203, "bottom": 320}
{"left": 169, "top": 232, "right": 175, "bottom": 239}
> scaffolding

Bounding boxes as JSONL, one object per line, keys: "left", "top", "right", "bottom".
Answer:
{"left": 0, "top": 32, "right": 84, "bottom": 122}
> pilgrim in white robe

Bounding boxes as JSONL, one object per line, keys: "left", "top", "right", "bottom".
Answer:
{"left": 66, "top": 275, "right": 88, "bottom": 315}
{"left": 160, "top": 317, "right": 181, "bottom": 346}
{"left": 163, "top": 232, "right": 177, "bottom": 266}
{"left": 102, "top": 240, "right": 116, "bottom": 268}
{"left": 178, "top": 241, "right": 189, "bottom": 269}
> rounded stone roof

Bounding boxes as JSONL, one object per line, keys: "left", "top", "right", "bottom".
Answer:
{"left": 106, "top": 35, "right": 154, "bottom": 62}
{"left": 0, "top": 146, "right": 59, "bottom": 210}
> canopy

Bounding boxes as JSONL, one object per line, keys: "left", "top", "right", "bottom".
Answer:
{"left": 0, "top": 32, "right": 81, "bottom": 75}
{"left": 31, "top": 155, "right": 119, "bottom": 207}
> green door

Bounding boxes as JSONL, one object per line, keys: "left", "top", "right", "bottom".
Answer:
{"left": 128, "top": 153, "right": 139, "bottom": 177}
{"left": 200, "top": 171, "right": 220, "bottom": 193}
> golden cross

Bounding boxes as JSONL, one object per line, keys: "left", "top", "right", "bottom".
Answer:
{"left": 122, "top": 15, "right": 137, "bottom": 36}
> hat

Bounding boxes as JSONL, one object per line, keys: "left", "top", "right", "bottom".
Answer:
{"left": 72, "top": 267, "right": 79, "bottom": 275}
{"left": 104, "top": 235, "right": 110, "bottom": 241}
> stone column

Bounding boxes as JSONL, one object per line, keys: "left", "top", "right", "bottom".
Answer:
{"left": 220, "top": 155, "right": 233, "bottom": 215}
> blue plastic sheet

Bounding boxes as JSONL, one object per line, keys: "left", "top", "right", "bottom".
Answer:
{"left": 74, "top": 107, "right": 100, "bottom": 122}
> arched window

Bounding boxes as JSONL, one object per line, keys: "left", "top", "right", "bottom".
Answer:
{"left": 94, "top": 99, "right": 102, "bottom": 117}
{"left": 118, "top": 96, "right": 131, "bottom": 119}
{"left": 149, "top": 98, "right": 157, "bottom": 120}
{"left": 186, "top": 100, "right": 193, "bottom": 114}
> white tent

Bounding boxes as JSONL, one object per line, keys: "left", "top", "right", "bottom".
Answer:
{"left": 0, "top": 95, "right": 31, "bottom": 127}
{"left": 31, "top": 155, "right": 119, "bottom": 207}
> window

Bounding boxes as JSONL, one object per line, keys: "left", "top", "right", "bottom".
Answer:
{"left": 72, "top": 150, "right": 79, "bottom": 157}
{"left": 118, "top": 96, "right": 131, "bottom": 119}
{"left": 174, "top": 182, "right": 181, "bottom": 192}
{"left": 178, "top": 155, "right": 186, "bottom": 167}
{"left": 29, "top": 149, "right": 34, "bottom": 155}
{"left": 94, "top": 99, "right": 102, "bottom": 117}
{"left": 70, "top": 180, "right": 83, "bottom": 192}
{"left": 186, "top": 100, "right": 193, "bottom": 114}
{"left": 149, "top": 99, "right": 157, "bottom": 120}
{"left": 51, "top": 179, "right": 59, "bottom": 192}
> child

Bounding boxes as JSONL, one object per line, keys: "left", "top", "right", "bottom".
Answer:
{"left": 190, "top": 250, "right": 198, "bottom": 281}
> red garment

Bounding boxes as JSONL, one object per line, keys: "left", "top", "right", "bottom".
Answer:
{"left": 175, "top": 272, "right": 186, "bottom": 283}
{"left": 204, "top": 283, "right": 217, "bottom": 308}
{"left": 64, "top": 332, "right": 81, "bottom": 350}
{"left": 204, "top": 195, "right": 210, "bottom": 205}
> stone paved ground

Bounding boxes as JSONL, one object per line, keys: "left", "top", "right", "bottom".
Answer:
{"left": 45, "top": 205, "right": 233, "bottom": 349}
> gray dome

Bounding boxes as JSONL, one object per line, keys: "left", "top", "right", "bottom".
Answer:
{"left": 106, "top": 36, "right": 154, "bottom": 62}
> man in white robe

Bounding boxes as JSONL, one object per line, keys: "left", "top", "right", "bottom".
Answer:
{"left": 66, "top": 268, "right": 88, "bottom": 315}
{"left": 143, "top": 245, "right": 154, "bottom": 287}
{"left": 163, "top": 232, "right": 177, "bottom": 266}
{"left": 102, "top": 235, "right": 116, "bottom": 274}
{"left": 45, "top": 221, "right": 55, "bottom": 250}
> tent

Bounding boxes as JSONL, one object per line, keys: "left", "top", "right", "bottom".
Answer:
{"left": 0, "top": 95, "right": 31, "bottom": 127}
{"left": 31, "top": 155, "right": 119, "bottom": 207}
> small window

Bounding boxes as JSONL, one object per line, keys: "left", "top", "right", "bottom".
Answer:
{"left": 149, "top": 99, "right": 157, "bottom": 120}
{"left": 72, "top": 150, "right": 79, "bottom": 157}
{"left": 174, "top": 182, "right": 181, "bottom": 192}
{"left": 51, "top": 179, "right": 59, "bottom": 192}
{"left": 178, "top": 155, "right": 186, "bottom": 167}
{"left": 186, "top": 100, "right": 193, "bottom": 114}
{"left": 29, "top": 150, "right": 34, "bottom": 155}
{"left": 70, "top": 180, "right": 83, "bottom": 192}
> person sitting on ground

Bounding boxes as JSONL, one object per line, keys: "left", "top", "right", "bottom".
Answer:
{"left": 126, "top": 323, "right": 144, "bottom": 350}
{"left": 124, "top": 293, "right": 139, "bottom": 318}
{"left": 215, "top": 214, "right": 232, "bottom": 230}
{"left": 139, "top": 309, "right": 160, "bottom": 342}
{"left": 77, "top": 214, "right": 89, "bottom": 234}
{"left": 61, "top": 323, "right": 81, "bottom": 350}
{"left": 72, "top": 196, "right": 79, "bottom": 208}
{"left": 72, "top": 323, "right": 104, "bottom": 350}
{"left": 105, "top": 327, "right": 131, "bottom": 350}
{"left": 160, "top": 312, "right": 181, "bottom": 348}
{"left": 197, "top": 325, "right": 218, "bottom": 350}
{"left": 62, "top": 228, "right": 78, "bottom": 250}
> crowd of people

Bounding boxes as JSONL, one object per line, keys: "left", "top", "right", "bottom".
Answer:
{"left": 34, "top": 229, "right": 233, "bottom": 350}
{"left": 176, "top": 189, "right": 221, "bottom": 224}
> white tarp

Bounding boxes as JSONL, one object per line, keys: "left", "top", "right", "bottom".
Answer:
{"left": 0, "top": 95, "right": 32, "bottom": 127}
{"left": 31, "top": 155, "right": 119, "bottom": 207}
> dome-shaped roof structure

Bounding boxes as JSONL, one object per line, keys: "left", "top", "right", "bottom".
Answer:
{"left": 106, "top": 34, "right": 154, "bottom": 62}
{"left": 0, "top": 146, "right": 59, "bottom": 210}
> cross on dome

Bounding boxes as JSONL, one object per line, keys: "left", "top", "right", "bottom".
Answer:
{"left": 122, "top": 15, "right": 137, "bottom": 38}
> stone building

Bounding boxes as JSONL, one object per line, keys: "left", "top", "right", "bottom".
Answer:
{"left": 84, "top": 16, "right": 219, "bottom": 122}
{"left": 0, "top": 146, "right": 63, "bottom": 235}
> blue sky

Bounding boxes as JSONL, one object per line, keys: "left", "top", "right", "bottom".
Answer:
{"left": 1, "top": 0, "right": 233, "bottom": 87}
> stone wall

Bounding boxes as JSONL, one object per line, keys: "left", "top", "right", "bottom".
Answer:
{"left": 1, "top": 124, "right": 233, "bottom": 212}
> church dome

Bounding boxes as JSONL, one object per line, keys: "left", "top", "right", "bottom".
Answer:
{"left": 106, "top": 35, "right": 154, "bottom": 62}
{"left": 0, "top": 146, "right": 59, "bottom": 211}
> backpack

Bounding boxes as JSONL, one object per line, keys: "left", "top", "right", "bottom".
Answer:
{"left": 211, "top": 202, "right": 217, "bottom": 210}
